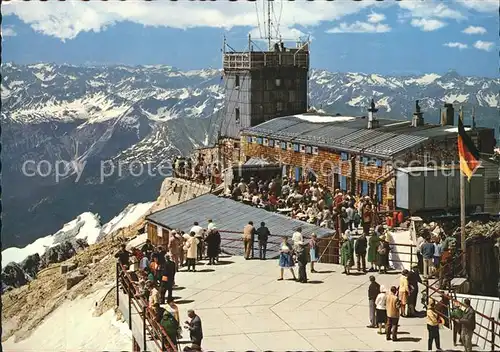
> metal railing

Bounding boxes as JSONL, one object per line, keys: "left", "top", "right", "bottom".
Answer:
{"left": 421, "top": 252, "right": 500, "bottom": 352}
{"left": 116, "top": 263, "right": 178, "bottom": 352}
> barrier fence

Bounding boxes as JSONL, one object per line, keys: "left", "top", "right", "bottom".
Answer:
{"left": 420, "top": 252, "right": 500, "bottom": 352}
{"left": 116, "top": 263, "right": 178, "bottom": 352}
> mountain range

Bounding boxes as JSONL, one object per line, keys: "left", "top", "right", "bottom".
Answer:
{"left": 2, "top": 63, "right": 499, "bottom": 248}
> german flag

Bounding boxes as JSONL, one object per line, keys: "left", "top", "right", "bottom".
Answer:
{"left": 458, "top": 112, "right": 481, "bottom": 181}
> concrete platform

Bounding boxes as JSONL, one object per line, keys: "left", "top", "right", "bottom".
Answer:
{"left": 167, "top": 256, "right": 459, "bottom": 352}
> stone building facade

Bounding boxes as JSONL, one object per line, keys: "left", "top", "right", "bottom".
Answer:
{"left": 239, "top": 111, "right": 495, "bottom": 211}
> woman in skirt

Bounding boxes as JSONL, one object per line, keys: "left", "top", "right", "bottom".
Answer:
{"left": 309, "top": 233, "right": 319, "bottom": 273}
{"left": 375, "top": 285, "right": 387, "bottom": 335}
{"left": 278, "top": 235, "right": 297, "bottom": 281}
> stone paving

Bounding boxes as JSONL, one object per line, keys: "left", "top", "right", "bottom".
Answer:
{"left": 167, "top": 255, "right": 456, "bottom": 351}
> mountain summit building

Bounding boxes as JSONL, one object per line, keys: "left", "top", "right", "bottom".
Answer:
{"left": 219, "top": 39, "right": 310, "bottom": 139}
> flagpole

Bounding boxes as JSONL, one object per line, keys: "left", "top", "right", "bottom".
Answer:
{"left": 460, "top": 162, "right": 466, "bottom": 270}
{"left": 459, "top": 105, "right": 466, "bottom": 271}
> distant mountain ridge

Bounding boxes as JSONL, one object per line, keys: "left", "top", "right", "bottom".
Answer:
{"left": 2, "top": 63, "right": 499, "bottom": 248}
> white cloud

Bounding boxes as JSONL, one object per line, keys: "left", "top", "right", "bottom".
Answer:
{"left": 473, "top": 40, "right": 494, "bottom": 51}
{"left": 443, "top": 42, "right": 468, "bottom": 50}
{"left": 462, "top": 26, "right": 487, "bottom": 35}
{"left": 455, "top": 0, "right": 498, "bottom": 13}
{"left": 1, "top": 26, "right": 17, "bottom": 37}
{"left": 410, "top": 18, "right": 447, "bottom": 32}
{"left": 367, "top": 12, "right": 386, "bottom": 24}
{"left": 398, "top": 2, "right": 465, "bottom": 21}
{"left": 326, "top": 21, "right": 391, "bottom": 34}
{"left": 248, "top": 26, "right": 309, "bottom": 45}
{"left": 2, "top": 0, "right": 377, "bottom": 41}
{"left": 0, "top": 0, "right": 486, "bottom": 41}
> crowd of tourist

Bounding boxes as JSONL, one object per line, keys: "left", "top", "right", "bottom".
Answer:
{"left": 367, "top": 271, "right": 476, "bottom": 351}
{"left": 223, "top": 175, "right": 382, "bottom": 235}
{"left": 114, "top": 219, "right": 224, "bottom": 352}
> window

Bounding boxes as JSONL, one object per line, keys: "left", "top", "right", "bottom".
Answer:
{"left": 288, "top": 90, "right": 295, "bottom": 103}
{"left": 377, "top": 183, "right": 383, "bottom": 203}
{"left": 257, "top": 137, "right": 263, "bottom": 145}
{"left": 340, "top": 152, "right": 349, "bottom": 161}
{"left": 340, "top": 175, "right": 347, "bottom": 191}
{"left": 305, "top": 146, "right": 312, "bottom": 154}
{"left": 375, "top": 159, "right": 383, "bottom": 167}
{"left": 488, "top": 179, "right": 500, "bottom": 194}
{"left": 234, "top": 142, "right": 240, "bottom": 149}
{"left": 276, "top": 101, "right": 283, "bottom": 112}
{"left": 312, "top": 146, "right": 319, "bottom": 155}
{"left": 235, "top": 74, "right": 240, "bottom": 88}
{"left": 275, "top": 78, "right": 282, "bottom": 87}
{"left": 235, "top": 107, "right": 240, "bottom": 124}
{"left": 263, "top": 138, "right": 268, "bottom": 146}
{"left": 293, "top": 143, "right": 300, "bottom": 152}
{"left": 300, "top": 144, "right": 306, "bottom": 153}
{"left": 361, "top": 180, "right": 369, "bottom": 196}
{"left": 269, "top": 139, "right": 275, "bottom": 148}
{"left": 281, "top": 141, "right": 287, "bottom": 150}
{"left": 287, "top": 142, "right": 293, "bottom": 150}
{"left": 246, "top": 136, "right": 252, "bottom": 143}
{"left": 362, "top": 156, "right": 369, "bottom": 165}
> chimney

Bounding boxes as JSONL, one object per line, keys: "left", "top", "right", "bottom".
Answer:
{"left": 440, "top": 103, "right": 454, "bottom": 126}
{"left": 367, "top": 98, "right": 379, "bottom": 129}
{"left": 411, "top": 100, "right": 424, "bottom": 127}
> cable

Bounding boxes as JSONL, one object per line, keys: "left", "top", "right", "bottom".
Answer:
{"left": 255, "top": 1, "right": 263, "bottom": 38}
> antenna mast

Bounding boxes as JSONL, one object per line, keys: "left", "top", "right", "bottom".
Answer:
{"left": 267, "top": 0, "right": 272, "bottom": 50}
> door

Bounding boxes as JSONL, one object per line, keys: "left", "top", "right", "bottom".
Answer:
{"left": 361, "top": 181, "right": 369, "bottom": 196}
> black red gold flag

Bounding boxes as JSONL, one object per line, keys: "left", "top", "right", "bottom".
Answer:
{"left": 457, "top": 115, "right": 481, "bottom": 181}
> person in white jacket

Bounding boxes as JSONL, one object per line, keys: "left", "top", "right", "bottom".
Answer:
{"left": 375, "top": 285, "right": 388, "bottom": 335}
{"left": 185, "top": 232, "right": 200, "bottom": 272}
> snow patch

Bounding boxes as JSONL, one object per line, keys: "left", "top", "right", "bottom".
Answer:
{"left": 1, "top": 212, "right": 101, "bottom": 267}
{"left": 3, "top": 286, "right": 132, "bottom": 351}
{"left": 101, "top": 202, "right": 154, "bottom": 236}
{"left": 295, "top": 114, "right": 357, "bottom": 123}
{"left": 405, "top": 73, "right": 441, "bottom": 85}
{"left": 348, "top": 96, "right": 365, "bottom": 107}
{"left": 442, "top": 94, "right": 469, "bottom": 104}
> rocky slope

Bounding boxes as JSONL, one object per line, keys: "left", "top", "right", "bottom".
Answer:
{"left": 2, "top": 63, "right": 499, "bottom": 248}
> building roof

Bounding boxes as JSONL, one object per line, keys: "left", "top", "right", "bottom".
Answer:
{"left": 146, "top": 194, "right": 333, "bottom": 258}
{"left": 242, "top": 113, "right": 468, "bottom": 159}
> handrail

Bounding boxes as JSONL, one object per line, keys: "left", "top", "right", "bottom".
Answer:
{"left": 422, "top": 277, "right": 500, "bottom": 351}
{"left": 117, "top": 263, "right": 178, "bottom": 352}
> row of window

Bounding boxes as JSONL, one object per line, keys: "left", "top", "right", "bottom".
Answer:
{"left": 234, "top": 75, "right": 297, "bottom": 90}
{"left": 246, "top": 136, "right": 383, "bottom": 167}
{"left": 246, "top": 136, "right": 319, "bottom": 154}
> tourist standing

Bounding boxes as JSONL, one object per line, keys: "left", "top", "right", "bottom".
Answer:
{"left": 278, "top": 236, "right": 296, "bottom": 281}
{"left": 292, "top": 227, "right": 303, "bottom": 251}
{"left": 385, "top": 286, "right": 401, "bottom": 341}
{"left": 185, "top": 232, "right": 199, "bottom": 272}
{"left": 399, "top": 270, "right": 410, "bottom": 317}
{"left": 407, "top": 265, "right": 422, "bottom": 317}
{"left": 355, "top": 232, "right": 368, "bottom": 272}
{"left": 459, "top": 298, "right": 476, "bottom": 352}
{"left": 256, "top": 222, "right": 270, "bottom": 260}
{"left": 375, "top": 285, "right": 387, "bottom": 335}
{"left": 426, "top": 298, "right": 442, "bottom": 351}
{"left": 340, "top": 233, "right": 354, "bottom": 275}
{"left": 421, "top": 235, "right": 435, "bottom": 278}
{"left": 367, "top": 275, "right": 380, "bottom": 328}
{"left": 190, "top": 222, "right": 204, "bottom": 261}
{"left": 242, "top": 221, "right": 256, "bottom": 259}
{"left": 205, "top": 229, "right": 221, "bottom": 265}
{"left": 184, "top": 309, "right": 203, "bottom": 351}
{"left": 367, "top": 232, "right": 380, "bottom": 272}
{"left": 309, "top": 233, "right": 319, "bottom": 273}
{"left": 377, "top": 235, "right": 390, "bottom": 274}
{"left": 296, "top": 242, "right": 308, "bottom": 283}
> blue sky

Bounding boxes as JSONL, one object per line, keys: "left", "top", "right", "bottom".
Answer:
{"left": 2, "top": 0, "right": 497, "bottom": 77}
